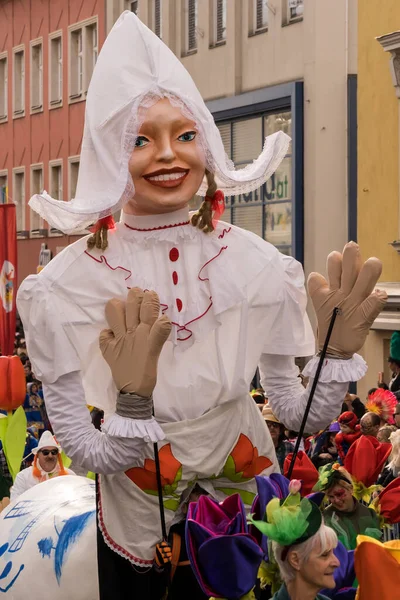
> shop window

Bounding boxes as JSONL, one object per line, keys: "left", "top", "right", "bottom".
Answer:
{"left": 183, "top": 0, "right": 197, "bottom": 55}
{"left": 0, "top": 53, "right": 8, "bottom": 121}
{"left": 13, "top": 46, "right": 25, "bottom": 117}
{"left": 0, "top": 171, "right": 8, "bottom": 204}
{"left": 210, "top": 0, "right": 226, "bottom": 47}
{"left": 12, "top": 168, "right": 26, "bottom": 235}
{"left": 69, "top": 18, "right": 98, "bottom": 102}
{"left": 30, "top": 165, "right": 45, "bottom": 235}
{"left": 49, "top": 32, "right": 63, "bottom": 107}
{"left": 30, "top": 40, "right": 43, "bottom": 113}
{"left": 216, "top": 110, "right": 293, "bottom": 255}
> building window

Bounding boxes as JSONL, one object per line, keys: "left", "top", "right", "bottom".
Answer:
{"left": 192, "top": 111, "right": 293, "bottom": 254}
{"left": 211, "top": 0, "right": 226, "bottom": 46}
{"left": 286, "top": 0, "right": 303, "bottom": 23}
{"left": 255, "top": 0, "right": 268, "bottom": 32}
{"left": 0, "top": 171, "right": 8, "bottom": 204}
{"left": 49, "top": 161, "right": 63, "bottom": 200}
{"left": 69, "top": 18, "right": 98, "bottom": 102}
{"left": 150, "top": 0, "right": 162, "bottom": 38}
{"left": 30, "top": 40, "right": 43, "bottom": 112}
{"left": 30, "top": 165, "right": 44, "bottom": 234}
{"left": 13, "top": 46, "right": 25, "bottom": 117}
{"left": 125, "top": 0, "right": 139, "bottom": 13}
{"left": 0, "top": 53, "right": 8, "bottom": 121}
{"left": 12, "top": 168, "right": 25, "bottom": 233}
{"left": 68, "top": 157, "right": 80, "bottom": 200}
{"left": 184, "top": 0, "right": 197, "bottom": 54}
{"left": 49, "top": 32, "right": 63, "bottom": 106}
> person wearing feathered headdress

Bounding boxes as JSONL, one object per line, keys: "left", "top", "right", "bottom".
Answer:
{"left": 365, "top": 388, "right": 398, "bottom": 426}
{"left": 15, "top": 11, "right": 387, "bottom": 599}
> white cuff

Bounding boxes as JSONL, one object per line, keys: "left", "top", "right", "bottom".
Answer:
{"left": 101, "top": 413, "right": 165, "bottom": 443}
{"left": 302, "top": 353, "right": 367, "bottom": 383}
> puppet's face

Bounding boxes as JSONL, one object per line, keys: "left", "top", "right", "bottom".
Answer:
{"left": 126, "top": 98, "right": 206, "bottom": 216}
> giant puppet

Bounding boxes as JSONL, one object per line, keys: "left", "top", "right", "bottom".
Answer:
{"left": 17, "top": 11, "right": 386, "bottom": 599}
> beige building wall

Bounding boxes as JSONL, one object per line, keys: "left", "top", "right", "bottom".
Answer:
{"left": 106, "top": 0, "right": 357, "bottom": 281}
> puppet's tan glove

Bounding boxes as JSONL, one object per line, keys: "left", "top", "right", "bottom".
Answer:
{"left": 307, "top": 242, "right": 388, "bottom": 359}
{"left": 99, "top": 288, "right": 171, "bottom": 397}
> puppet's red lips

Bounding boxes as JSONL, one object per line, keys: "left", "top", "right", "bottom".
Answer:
{"left": 144, "top": 171, "right": 188, "bottom": 188}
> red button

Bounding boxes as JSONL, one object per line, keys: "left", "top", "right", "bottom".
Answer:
{"left": 176, "top": 298, "right": 183, "bottom": 312}
{"left": 169, "top": 248, "right": 179, "bottom": 262}
{"left": 172, "top": 271, "right": 178, "bottom": 285}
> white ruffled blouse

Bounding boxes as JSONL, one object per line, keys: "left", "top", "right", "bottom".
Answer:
{"left": 17, "top": 208, "right": 366, "bottom": 473}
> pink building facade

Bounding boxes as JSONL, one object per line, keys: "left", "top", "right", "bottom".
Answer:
{"left": 0, "top": 0, "right": 106, "bottom": 284}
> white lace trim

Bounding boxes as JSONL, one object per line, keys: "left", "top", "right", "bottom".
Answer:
{"left": 101, "top": 413, "right": 165, "bottom": 443}
{"left": 302, "top": 353, "right": 367, "bottom": 383}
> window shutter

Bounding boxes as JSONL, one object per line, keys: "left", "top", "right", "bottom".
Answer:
{"left": 188, "top": 0, "right": 197, "bottom": 51}
{"left": 155, "top": 0, "right": 161, "bottom": 38}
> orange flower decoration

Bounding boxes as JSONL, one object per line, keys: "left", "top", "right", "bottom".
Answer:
{"left": 0, "top": 356, "right": 26, "bottom": 412}
{"left": 225, "top": 434, "right": 272, "bottom": 481}
{"left": 125, "top": 443, "right": 182, "bottom": 494}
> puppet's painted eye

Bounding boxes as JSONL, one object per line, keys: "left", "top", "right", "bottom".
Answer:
{"left": 135, "top": 136, "right": 149, "bottom": 147}
{"left": 178, "top": 131, "right": 196, "bottom": 142}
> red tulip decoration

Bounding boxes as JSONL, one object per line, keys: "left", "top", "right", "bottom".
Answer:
{"left": 0, "top": 356, "right": 27, "bottom": 481}
{"left": 0, "top": 356, "right": 26, "bottom": 413}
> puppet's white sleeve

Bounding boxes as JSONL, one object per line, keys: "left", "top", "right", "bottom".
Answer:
{"left": 259, "top": 354, "right": 367, "bottom": 432}
{"left": 43, "top": 372, "right": 161, "bottom": 474}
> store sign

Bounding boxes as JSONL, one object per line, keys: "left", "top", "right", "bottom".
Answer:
{"left": 231, "top": 173, "right": 290, "bottom": 204}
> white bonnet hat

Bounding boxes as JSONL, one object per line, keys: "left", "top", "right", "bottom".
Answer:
{"left": 30, "top": 11, "right": 290, "bottom": 234}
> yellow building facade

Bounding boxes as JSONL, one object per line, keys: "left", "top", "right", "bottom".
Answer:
{"left": 358, "top": 0, "right": 400, "bottom": 397}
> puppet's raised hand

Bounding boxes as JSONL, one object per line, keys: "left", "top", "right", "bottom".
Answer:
{"left": 307, "top": 242, "right": 387, "bottom": 358}
{"left": 99, "top": 288, "right": 171, "bottom": 397}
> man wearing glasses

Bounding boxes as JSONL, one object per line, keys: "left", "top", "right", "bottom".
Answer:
{"left": 10, "top": 431, "right": 75, "bottom": 501}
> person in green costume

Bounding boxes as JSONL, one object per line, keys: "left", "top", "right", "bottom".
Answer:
{"left": 315, "top": 464, "right": 381, "bottom": 550}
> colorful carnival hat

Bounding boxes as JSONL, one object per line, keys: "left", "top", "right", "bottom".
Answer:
{"left": 366, "top": 389, "right": 397, "bottom": 424}
{"left": 186, "top": 494, "right": 262, "bottom": 599}
{"left": 355, "top": 535, "right": 400, "bottom": 600}
{"left": 29, "top": 11, "right": 289, "bottom": 234}
{"left": 249, "top": 474, "right": 290, "bottom": 555}
{"left": 344, "top": 435, "right": 391, "bottom": 501}
{"left": 249, "top": 479, "right": 322, "bottom": 561}
{"left": 313, "top": 463, "right": 353, "bottom": 493}
{"left": 338, "top": 411, "right": 358, "bottom": 431}
{"left": 371, "top": 478, "right": 400, "bottom": 525}
{"left": 283, "top": 450, "right": 319, "bottom": 496}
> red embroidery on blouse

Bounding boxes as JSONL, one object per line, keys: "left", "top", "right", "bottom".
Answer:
{"left": 85, "top": 243, "right": 228, "bottom": 342}
{"left": 218, "top": 227, "right": 232, "bottom": 240}
{"left": 84, "top": 251, "right": 132, "bottom": 281}
{"left": 97, "top": 478, "right": 154, "bottom": 566}
{"left": 198, "top": 246, "right": 228, "bottom": 282}
{"left": 172, "top": 271, "right": 178, "bottom": 285}
{"left": 124, "top": 221, "right": 190, "bottom": 232}
{"left": 176, "top": 298, "right": 183, "bottom": 312}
